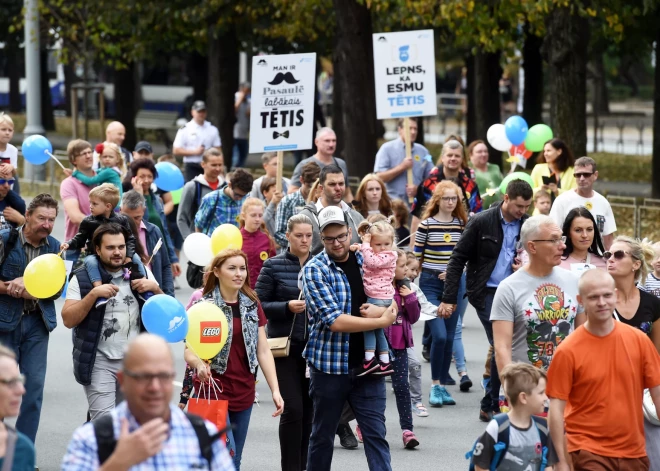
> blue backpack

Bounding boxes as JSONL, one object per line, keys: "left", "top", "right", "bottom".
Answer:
{"left": 466, "top": 413, "right": 549, "bottom": 471}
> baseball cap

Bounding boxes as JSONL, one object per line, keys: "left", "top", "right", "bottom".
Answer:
{"left": 317, "top": 206, "right": 348, "bottom": 231}
{"left": 134, "top": 141, "right": 153, "bottom": 153}
{"left": 192, "top": 100, "right": 207, "bottom": 111}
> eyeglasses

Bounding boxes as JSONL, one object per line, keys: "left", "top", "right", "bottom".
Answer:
{"left": 0, "top": 374, "right": 25, "bottom": 390}
{"left": 441, "top": 196, "right": 458, "bottom": 202}
{"left": 76, "top": 150, "right": 93, "bottom": 157}
{"left": 231, "top": 190, "right": 247, "bottom": 201}
{"left": 573, "top": 172, "right": 594, "bottom": 179}
{"left": 123, "top": 369, "right": 176, "bottom": 386}
{"left": 532, "top": 236, "right": 567, "bottom": 245}
{"left": 321, "top": 232, "right": 349, "bottom": 245}
{"left": 0, "top": 179, "right": 15, "bottom": 186}
{"left": 603, "top": 250, "right": 630, "bottom": 261}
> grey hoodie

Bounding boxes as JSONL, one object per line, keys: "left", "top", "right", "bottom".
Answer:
{"left": 176, "top": 174, "right": 225, "bottom": 239}
{"left": 299, "top": 199, "right": 365, "bottom": 255}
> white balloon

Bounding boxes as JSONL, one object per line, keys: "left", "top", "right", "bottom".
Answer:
{"left": 183, "top": 233, "right": 214, "bottom": 267}
{"left": 487, "top": 124, "right": 512, "bottom": 152}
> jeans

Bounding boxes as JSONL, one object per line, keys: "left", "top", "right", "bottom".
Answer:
{"left": 184, "top": 162, "right": 204, "bottom": 182}
{"left": 476, "top": 291, "right": 500, "bottom": 413}
{"left": 452, "top": 274, "right": 468, "bottom": 374}
{"left": 226, "top": 405, "right": 253, "bottom": 471}
{"left": 0, "top": 313, "right": 49, "bottom": 443}
{"left": 84, "top": 253, "right": 146, "bottom": 284}
{"left": 407, "top": 347, "right": 422, "bottom": 405}
{"left": 232, "top": 139, "right": 249, "bottom": 168}
{"left": 307, "top": 367, "right": 391, "bottom": 471}
{"left": 391, "top": 349, "right": 413, "bottom": 431}
{"left": 65, "top": 249, "right": 81, "bottom": 265}
{"left": 83, "top": 353, "right": 123, "bottom": 420}
{"left": 419, "top": 271, "right": 459, "bottom": 383}
{"left": 422, "top": 272, "right": 467, "bottom": 347}
{"left": 275, "top": 353, "right": 313, "bottom": 471}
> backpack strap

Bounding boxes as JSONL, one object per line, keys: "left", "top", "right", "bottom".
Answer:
{"left": 532, "top": 416, "right": 550, "bottom": 469}
{"left": 0, "top": 425, "right": 17, "bottom": 471}
{"left": 491, "top": 413, "right": 511, "bottom": 471}
{"left": 92, "top": 413, "right": 116, "bottom": 465}
{"left": 193, "top": 181, "right": 202, "bottom": 214}
{"left": 184, "top": 412, "right": 219, "bottom": 465}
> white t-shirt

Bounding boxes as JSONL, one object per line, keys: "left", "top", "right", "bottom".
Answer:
{"left": 173, "top": 120, "right": 221, "bottom": 164}
{"left": 66, "top": 266, "right": 158, "bottom": 360}
{"left": 549, "top": 190, "right": 617, "bottom": 236}
{"left": 0, "top": 144, "right": 18, "bottom": 168}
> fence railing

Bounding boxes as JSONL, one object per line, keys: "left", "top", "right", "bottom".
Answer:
{"left": 610, "top": 196, "right": 660, "bottom": 240}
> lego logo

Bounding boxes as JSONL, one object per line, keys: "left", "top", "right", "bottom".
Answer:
{"left": 199, "top": 321, "right": 222, "bottom": 344}
{"left": 202, "top": 327, "right": 220, "bottom": 336}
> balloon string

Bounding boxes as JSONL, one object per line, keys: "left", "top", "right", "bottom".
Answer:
{"left": 45, "top": 151, "right": 67, "bottom": 170}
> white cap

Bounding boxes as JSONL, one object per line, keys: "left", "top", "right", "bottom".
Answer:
{"left": 317, "top": 206, "right": 347, "bottom": 231}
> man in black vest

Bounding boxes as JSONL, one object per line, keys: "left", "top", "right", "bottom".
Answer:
{"left": 62, "top": 223, "right": 162, "bottom": 420}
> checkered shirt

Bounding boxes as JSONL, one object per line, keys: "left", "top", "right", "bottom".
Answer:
{"left": 194, "top": 188, "right": 244, "bottom": 236}
{"left": 274, "top": 189, "right": 306, "bottom": 248}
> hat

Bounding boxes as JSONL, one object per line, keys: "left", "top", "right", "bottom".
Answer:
{"left": 192, "top": 100, "right": 207, "bottom": 111}
{"left": 317, "top": 206, "right": 348, "bottom": 231}
{"left": 134, "top": 141, "right": 153, "bottom": 153}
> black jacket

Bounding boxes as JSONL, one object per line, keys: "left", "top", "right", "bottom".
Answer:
{"left": 441, "top": 202, "right": 528, "bottom": 310}
{"left": 255, "top": 250, "right": 310, "bottom": 351}
{"left": 66, "top": 212, "right": 137, "bottom": 259}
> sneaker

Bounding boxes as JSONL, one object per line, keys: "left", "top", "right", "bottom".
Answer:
{"left": 254, "top": 391, "right": 259, "bottom": 404}
{"left": 439, "top": 386, "right": 456, "bottom": 405}
{"left": 421, "top": 345, "right": 430, "bottom": 362}
{"left": 481, "top": 377, "right": 490, "bottom": 391}
{"left": 402, "top": 430, "right": 420, "bottom": 449}
{"left": 479, "top": 409, "right": 493, "bottom": 422}
{"left": 139, "top": 291, "right": 155, "bottom": 302}
{"left": 355, "top": 425, "right": 363, "bottom": 443}
{"left": 460, "top": 374, "right": 473, "bottom": 392}
{"left": 174, "top": 277, "right": 181, "bottom": 290}
{"left": 95, "top": 297, "right": 109, "bottom": 308}
{"left": 412, "top": 403, "right": 429, "bottom": 417}
{"left": 429, "top": 385, "right": 443, "bottom": 407}
{"left": 445, "top": 375, "right": 456, "bottom": 386}
{"left": 373, "top": 361, "right": 394, "bottom": 376}
{"left": 357, "top": 358, "right": 380, "bottom": 377}
{"left": 337, "top": 423, "right": 358, "bottom": 449}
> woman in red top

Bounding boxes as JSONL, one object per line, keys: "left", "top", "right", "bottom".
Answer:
{"left": 238, "top": 197, "right": 277, "bottom": 288}
{"left": 184, "top": 249, "right": 283, "bottom": 471}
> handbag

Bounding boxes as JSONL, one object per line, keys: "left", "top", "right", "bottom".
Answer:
{"left": 268, "top": 292, "right": 302, "bottom": 358}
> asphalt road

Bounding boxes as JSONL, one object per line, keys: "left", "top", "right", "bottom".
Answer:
{"left": 23, "top": 207, "right": 491, "bottom": 470}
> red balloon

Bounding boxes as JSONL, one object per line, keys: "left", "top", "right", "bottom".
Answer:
{"left": 509, "top": 143, "right": 533, "bottom": 159}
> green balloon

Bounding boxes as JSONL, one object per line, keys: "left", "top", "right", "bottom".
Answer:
{"left": 524, "top": 124, "right": 554, "bottom": 152}
{"left": 500, "top": 172, "right": 534, "bottom": 194}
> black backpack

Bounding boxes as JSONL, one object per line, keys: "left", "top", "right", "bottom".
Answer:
{"left": 185, "top": 182, "right": 219, "bottom": 289}
{"left": 93, "top": 412, "right": 219, "bottom": 465}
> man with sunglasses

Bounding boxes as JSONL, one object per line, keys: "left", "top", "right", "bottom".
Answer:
{"left": 550, "top": 156, "right": 616, "bottom": 249}
{"left": 0, "top": 166, "right": 25, "bottom": 232}
{"left": 491, "top": 215, "right": 586, "bottom": 410}
{"left": 303, "top": 206, "right": 397, "bottom": 470}
{"left": 62, "top": 334, "right": 235, "bottom": 470}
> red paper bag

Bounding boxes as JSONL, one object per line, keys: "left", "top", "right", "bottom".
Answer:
{"left": 187, "top": 397, "right": 230, "bottom": 445}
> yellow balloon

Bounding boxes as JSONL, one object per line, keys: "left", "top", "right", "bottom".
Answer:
{"left": 24, "top": 254, "right": 66, "bottom": 299}
{"left": 211, "top": 224, "right": 243, "bottom": 255}
{"left": 185, "top": 301, "right": 229, "bottom": 360}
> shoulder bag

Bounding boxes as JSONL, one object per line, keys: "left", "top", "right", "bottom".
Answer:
{"left": 268, "top": 292, "right": 303, "bottom": 358}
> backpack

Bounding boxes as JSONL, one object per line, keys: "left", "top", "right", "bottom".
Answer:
{"left": 93, "top": 411, "right": 219, "bottom": 465}
{"left": 186, "top": 181, "right": 220, "bottom": 288}
{"left": 466, "top": 413, "right": 549, "bottom": 471}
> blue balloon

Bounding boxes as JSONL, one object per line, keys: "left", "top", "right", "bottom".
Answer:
{"left": 142, "top": 294, "right": 189, "bottom": 343}
{"left": 154, "top": 162, "right": 184, "bottom": 192}
{"left": 22, "top": 135, "right": 53, "bottom": 165}
{"left": 504, "top": 115, "right": 529, "bottom": 146}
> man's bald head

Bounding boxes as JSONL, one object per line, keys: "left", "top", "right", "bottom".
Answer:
{"left": 122, "top": 333, "right": 173, "bottom": 371}
{"left": 106, "top": 121, "right": 126, "bottom": 146}
{"left": 578, "top": 269, "right": 615, "bottom": 297}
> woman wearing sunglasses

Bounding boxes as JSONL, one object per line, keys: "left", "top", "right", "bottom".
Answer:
{"left": 559, "top": 207, "right": 606, "bottom": 272}
{"left": 605, "top": 236, "right": 660, "bottom": 467}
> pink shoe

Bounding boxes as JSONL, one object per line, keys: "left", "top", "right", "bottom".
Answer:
{"left": 355, "top": 425, "right": 363, "bottom": 443}
{"left": 372, "top": 361, "right": 394, "bottom": 376}
{"left": 357, "top": 358, "right": 380, "bottom": 376}
{"left": 402, "top": 430, "right": 419, "bottom": 449}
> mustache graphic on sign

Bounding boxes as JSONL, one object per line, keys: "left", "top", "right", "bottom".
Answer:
{"left": 268, "top": 72, "right": 300, "bottom": 85}
{"left": 273, "top": 131, "right": 290, "bottom": 139}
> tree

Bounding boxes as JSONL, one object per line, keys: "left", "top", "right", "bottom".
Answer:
{"left": 0, "top": 0, "right": 23, "bottom": 113}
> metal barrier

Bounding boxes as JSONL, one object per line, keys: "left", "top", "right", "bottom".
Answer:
{"left": 610, "top": 197, "right": 660, "bottom": 241}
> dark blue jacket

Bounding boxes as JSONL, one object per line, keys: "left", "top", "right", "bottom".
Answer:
{"left": 144, "top": 190, "right": 179, "bottom": 264}
{"left": 0, "top": 228, "right": 60, "bottom": 332}
{"left": 71, "top": 260, "right": 146, "bottom": 386}
{"left": 143, "top": 221, "right": 174, "bottom": 296}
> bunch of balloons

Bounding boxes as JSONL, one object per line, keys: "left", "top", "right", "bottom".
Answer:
{"left": 487, "top": 116, "right": 554, "bottom": 164}
{"left": 183, "top": 224, "right": 243, "bottom": 268}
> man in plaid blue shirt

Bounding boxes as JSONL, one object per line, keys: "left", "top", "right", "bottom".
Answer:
{"left": 62, "top": 334, "right": 235, "bottom": 470}
{"left": 274, "top": 161, "right": 320, "bottom": 248}
{"left": 302, "top": 206, "right": 396, "bottom": 471}
{"left": 194, "top": 168, "right": 253, "bottom": 235}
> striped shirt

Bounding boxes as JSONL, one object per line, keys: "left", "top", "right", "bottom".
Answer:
{"left": 644, "top": 273, "right": 660, "bottom": 298}
{"left": 413, "top": 217, "right": 464, "bottom": 272}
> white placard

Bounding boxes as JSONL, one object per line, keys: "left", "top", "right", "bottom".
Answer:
{"left": 249, "top": 53, "right": 317, "bottom": 153}
{"left": 372, "top": 30, "right": 437, "bottom": 119}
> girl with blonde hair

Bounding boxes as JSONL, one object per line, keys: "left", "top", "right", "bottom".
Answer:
{"left": 238, "top": 197, "right": 276, "bottom": 289}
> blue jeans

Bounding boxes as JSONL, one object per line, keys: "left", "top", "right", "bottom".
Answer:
{"left": 476, "top": 291, "right": 500, "bottom": 413}
{"left": 365, "top": 298, "right": 391, "bottom": 354}
{"left": 226, "top": 405, "right": 253, "bottom": 471}
{"left": 232, "top": 139, "right": 249, "bottom": 168}
{"left": 0, "top": 313, "right": 49, "bottom": 443}
{"left": 65, "top": 249, "right": 81, "bottom": 264}
{"left": 84, "top": 253, "right": 146, "bottom": 284}
{"left": 307, "top": 366, "right": 391, "bottom": 471}
{"left": 419, "top": 271, "right": 460, "bottom": 383}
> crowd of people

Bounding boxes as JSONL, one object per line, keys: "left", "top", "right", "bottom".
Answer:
{"left": 0, "top": 105, "right": 659, "bottom": 471}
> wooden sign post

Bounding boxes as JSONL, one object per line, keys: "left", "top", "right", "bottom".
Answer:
{"left": 403, "top": 117, "right": 414, "bottom": 204}
{"left": 276, "top": 150, "right": 284, "bottom": 193}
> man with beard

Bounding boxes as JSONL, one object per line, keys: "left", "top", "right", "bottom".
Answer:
{"left": 0, "top": 194, "right": 61, "bottom": 445}
{"left": 62, "top": 223, "right": 162, "bottom": 420}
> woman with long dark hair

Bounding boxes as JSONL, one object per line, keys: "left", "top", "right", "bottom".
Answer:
{"left": 530, "top": 138, "right": 577, "bottom": 207}
{"left": 559, "top": 207, "right": 606, "bottom": 271}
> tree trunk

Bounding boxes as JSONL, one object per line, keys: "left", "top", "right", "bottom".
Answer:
{"left": 467, "top": 51, "right": 502, "bottom": 168}
{"left": 522, "top": 27, "right": 544, "bottom": 127}
{"left": 63, "top": 62, "right": 76, "bottom": 117}
{"left": 207, "top": 27, "right": 238, "bottom": 169}
{"left": 653, "top": 34, "right": 660, "bottom": 198}
{"left": 40, "top": 48, "right": 55, "bottom": 131}
{"left": 187, "top": 52, "right": 208, "bottom": 102}
{"left": 332, "top": 0, "right": 378, "bottom": 178}
{"left": 331, "top": 52, "right": 344, "bottom": 157}
{"left": 114, "top": 62, "right": 139, "bottom": 150}
{"left": 544, "top": 6, "right": 590, "bottom": 157}
{"left": 590, "top": 50, "right": 610, "bottom": 115}
{"left": 6, "top": 43, "right": 21, "bottom": 113}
